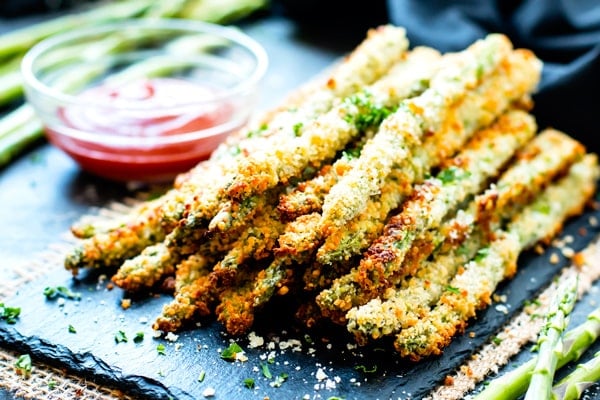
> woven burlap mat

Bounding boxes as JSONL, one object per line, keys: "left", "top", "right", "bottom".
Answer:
{"left": 2, "top": 200, "right": 600, "bottom": 400}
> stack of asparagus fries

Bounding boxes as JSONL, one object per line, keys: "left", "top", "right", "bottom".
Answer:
{"left": 64, "top": 25, "right": 599, "bottom": 360}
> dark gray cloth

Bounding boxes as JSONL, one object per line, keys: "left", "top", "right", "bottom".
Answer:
{"left": 387, "top": 0, "right": 600, "bottom": 151}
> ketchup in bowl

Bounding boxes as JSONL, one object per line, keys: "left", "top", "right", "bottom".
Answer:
{"left": 45, "top": 77, "right": 241, "bottom": 182}
{"left": 21, "top": 19, "right": 268, "bottom": 183}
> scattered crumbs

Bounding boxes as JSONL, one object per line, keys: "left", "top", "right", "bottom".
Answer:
{"left": 561, "top": 247, "right": 575, "bottom": 258}
{"left": 347, "top": 343, "right": 357, "bottom": 350}
{"left": 174, "top": 343, "right": 183, "bottom": 351}
{"left": 326, "top": 343, "right": 332, "bottom": 350}
{"left": 165, "top": 332, "right": 179, "bottom": 342}
{"left": 469, "top": 332, "right": 476, "bottom": 338}
{"left": 316, "top": 368, "right": 328, "bottom": 381}
{"left": 121, "top": 299, "right": 131, "bottom": 310}
{"left": 99, "top": 300, "right": 106, "bottom": 306}
{"left": 549, "top": 253, "right": 560, "bottom": 264}
{"left": 303, "top": 395, "right": 310, "bottom": 400}
{"left": 153, "top": 330, "right": 162, "bottom": 339}
{"left": 247, "top": 331, "right": 264, "bottom": 348}
{"left": 492, "top": 294, "right": 507, "bottom": 303}
{"left": 202, "top": 387, "right": 215, "bottom": 397}
{"left": 495, "top": 304, "right": 509, "bottom": 314}
{"left": 563, "top": 234, "right": 574, "bottom": 244}
{"left": 534, "top": 244, "right": 544, "bottom": 255}
{"left": 279, "top": 339, "right": 302, "bottom": 352}
{"left": 295, "top": 366, "right": 301, "bottom": 371}
{"left": 589, "top": 216, "right": 598, "bottom": 227}
{"left": 57, "top": 298, "right": 65, "bottom": 307}
{"left": 325, "top": 378, "right": 337, "bottom": 389}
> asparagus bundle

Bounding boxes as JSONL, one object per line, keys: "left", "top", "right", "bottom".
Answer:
{"left": 62, "top": 28, "right": 599, "bottom": 362}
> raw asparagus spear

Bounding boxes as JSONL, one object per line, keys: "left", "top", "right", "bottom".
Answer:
{"left": 474, "top": 307, "right": 600, "bottom": 400}
{"left": 524, "top": 275, "right": 578, "bottom": 400}
{"left": 552, "top": 350, "right": 600, "bottom": 400}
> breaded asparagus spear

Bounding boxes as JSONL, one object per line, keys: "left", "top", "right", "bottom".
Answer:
{"left": 394, "top": 154, "right": 599, "bottom": 360}
{"left": 277, "top": 136, "right": 368, "bottom": 221}
{"left": 317, "top": 34, "right": 516, "bottom": 236}
{"left": 111, "top": 226, "right": 231, "bottom": 292}
{"left": 211, "top": 202, "right": 286, "bottom": 286}
{"left": 221, "top": 46, "right": 440, "bottom": 203}
{"left": 153, "top": 253, "right": 215, "bottom": 332}
{"left": 477, "top": 129, "right": 586, "bottom": 232}
{"left": 346, "top": 126, "right": 587, "bottom": 341}
{"left": 317, "top": 109, "right": 536, "bottom": 321}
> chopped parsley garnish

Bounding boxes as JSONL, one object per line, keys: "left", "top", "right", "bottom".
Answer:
{"left": 243, "top": 377, "right": 255, "bottom": 389}
{"left": 344, "top": 92, "right": 396, "bottom": 132}
{"left": 68, "top": 324, "right": 77, "bottom": 334}
{"left": 114, "top": 330, "right": 128, "bottom": 344}
{"left": 260, "top": 362, "right": 272, "bottom": 379}
{"left": 0, "top": 303, "right": 21, "bottom": 324}
{"left": 292, "top": 122, "right": 303, "bottom": 137}
{"left": 220, "top": 342, "right": 243, "bottom": 361}
{"left": 198, "top": 370, "right": 206, "bottom": 382}
{"left": 247, "top": 123, "right": 269, "bottom": 138}
{"left": 327, "top": 397, "right": 346, "bottom": 400}
{"left": 446, "top": 286, "right": 461, "bottom": 295}
{"left": 342, "top": 146, "right": 362, "bottom": 160}
{"left": 48, "top": 379, "right": 57, "bottom": 389}
{"left": 437, "top": 166, "right": 471, "bottom": 184}
{"left": 354, "top": 364, "right": 377, "bottom": 374}
{"left": 43, "top": 286, "right": 81, "bottom": 301}
{"left": 133, "top": 332, "right": 144, "bottom": 343}
{"left": 474, "top": 247, "right": 491, "bottom": 262}
{"left": 156, "top": 343, "right": 166, "bottom": 355}
{"left": 15, "top": 354, "right": 32, "bottom": 378}
{"left": 492, "top": 336, "right": 503, "bottom": 345}
{"left": 271, "top": 373, "right": 288, "bottom": 388}
{"left": 533, "top": 202, "right": 552, "bottom": 215}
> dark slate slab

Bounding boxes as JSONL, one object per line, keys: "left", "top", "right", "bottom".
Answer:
{"left": 2, "top": 204, "right": 600, "bottom": 400}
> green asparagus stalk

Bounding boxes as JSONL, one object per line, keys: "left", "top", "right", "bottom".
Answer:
{"left": 474, "top": 307, "right": 600, "bottom": 400}
{"left": 524, "top": 275, "right": 578, "bottom": 400}
{"left": 552, "top": 350, "right": 600, "bottom": 400}
{"left": 0, "top": 0, "right": 154, "bottom": 60}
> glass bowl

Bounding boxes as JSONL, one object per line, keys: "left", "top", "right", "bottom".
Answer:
{"left": 21, "top": 19, "right": 268, "bottom": 182}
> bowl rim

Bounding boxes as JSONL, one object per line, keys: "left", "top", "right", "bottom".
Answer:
{"left": 20, "top": 18, "right": 269, "bottom": 110}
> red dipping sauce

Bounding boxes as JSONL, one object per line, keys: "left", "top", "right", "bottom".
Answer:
{"left": 46, "top": 77, "right": 243, "bottom": 182}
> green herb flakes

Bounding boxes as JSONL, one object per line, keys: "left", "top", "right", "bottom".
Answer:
{"left": 243, "top": 377, "right": 255, "bottom": 389}
{"left": 157, "top": 343, "right": 166, "bottom": 355}
{"left": 114, "top": 330, "right": 128, "bottom": 344}
{"left": 0, "top": 303, "right": 20, "bottom": 324}
{"left": 271, "top": 372, "right": 288, "bottom": 388}
{"left": 446, "top": 286, "right": 461, "bottom": 295}
{"left": 474, "top": 247, "right": 491, "bottom": 262}
{"left": 133, "top": 332, "right": 144, "bottom": 343}
{"left": 68, "top": 324, "right": 77, "bottom": 334}
{"left": 48, "top": 379, "right": 57, "bottom": 389}
{"left": 15, "top": 354, "right": 32, "bottom": 378}
{"left": 220, "top": 342, "right": 243, "bottom": 361}
{"left": 354, "top": 364, "right": 377, "bottom": 374}
{"left": 260, "top": 362, "right": 272, "bottom": 379}
{"left": 43, "top": 286, "right": 81, "bottom": 301}
{"left": 198, "top": 370, "right": 206, "bottom": 382}
{"left": 437, "top": 166, "right": 471, "bottom": 184}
